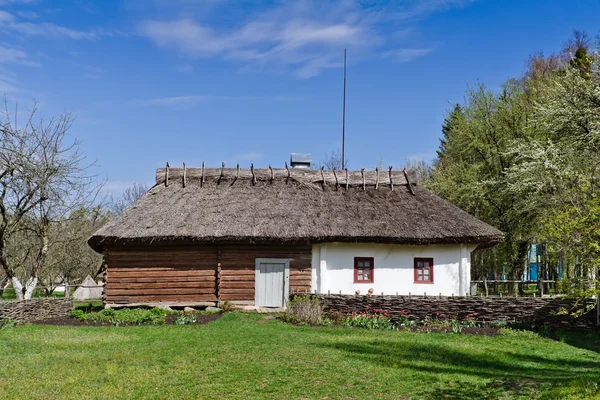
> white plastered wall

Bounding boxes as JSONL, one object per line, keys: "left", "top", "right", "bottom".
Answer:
{"left": 311, "top": 243, "right": 477, "bottom": 296}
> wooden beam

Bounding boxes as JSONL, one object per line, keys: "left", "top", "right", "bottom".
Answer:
{"left": 403, "top": 168, "right": 415, "bottom": 195}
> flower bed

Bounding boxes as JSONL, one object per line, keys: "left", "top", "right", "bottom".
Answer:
{"left": 338, "top": 306, "right": 506, "bottom": 335}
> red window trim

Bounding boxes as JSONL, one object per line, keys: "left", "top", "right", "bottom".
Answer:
{"left": 354, "top": 257, "right": 374, "bottom": 283}
{"left": 414, "top": 257, "right": 434, "bottom": 284}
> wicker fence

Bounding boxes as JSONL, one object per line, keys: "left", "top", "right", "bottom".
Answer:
{"left": 0, "top": 298, "right": 74, "bottom": 324}
{"left": 310, "top": 294, "right": 598, "bottom": 330}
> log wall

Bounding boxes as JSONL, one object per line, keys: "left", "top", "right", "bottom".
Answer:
{"left": 104, "top": 244, "right": 311, "bottom": 305}
{"left": 218, "top": 244, "right": 311, "bottom": 301}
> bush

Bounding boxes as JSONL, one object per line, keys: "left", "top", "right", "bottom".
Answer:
{"left": 0, "top": 318, "right": 17, "bottom": 330}
{"left": 282, "top": 295, "right": 323, "bottom": 325}
{"left": 220, "top": 301, "right": 236, "bottom": 312}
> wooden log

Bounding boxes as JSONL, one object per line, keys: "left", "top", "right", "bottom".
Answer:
{"left": 107, "top": 288, "right": 216, "bottom": 296}
{"left": 108, "top": 270, "right": 216, "bottom": 278}
{"left": 107, "top": 282, "right": 216, "bottom": 290}
{"left": 165, "top": 162, "right": 169, "bottom": 187}
{"left": 333, "top": 169, "right": 339, "bottom": 188}
{"left": 403, "top": 168, "right": 415, "bottom": 195}
{"left": 361, "top": 168, "right": 365, "bottom": 191}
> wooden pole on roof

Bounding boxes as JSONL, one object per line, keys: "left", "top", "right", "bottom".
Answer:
{"left": 333, "top": 169, "right": 339, "bottom": 188}
{"left": 361, "top": 168, "right": 365, "bottom": 191}
{"left": 165, "top": 162, "right": 170, "bottom": 187}
{"left": 183, "top": 162, "right": 187, "bottom": 188}
{"left": 201, "top": 162, "right": 205, "bottom": 188}
{"left": 389, "top": 166, "right": 394, "bottom": 191}
{"left": 269, "top": 165, "right": 274, "bottom": 182}
{"left": 320, "top": 166, "right": 325, "bottom": 185}
{"left": 250, "top": 163, "right": 256, "bottom": 185}
{"left": 218, "top": 162, "right": 225, "bottom": 184}
{"left": 285, "top": 162, "right": 290, "bottom": 183}
{"left": 345, "top": 169, "right": 349, "bottom": 191}
{"left": 375, "top": 167, "right": 379, "bottom": 190}
{"left": 403, "top": 168, "right": 415, "bottom": 196}
{"left": 236, "top": 163, "right": 240, "bottom": 179}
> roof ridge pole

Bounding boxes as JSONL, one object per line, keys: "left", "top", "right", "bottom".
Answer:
{"left": 345, "top": 169, "right": 349, "bottom": 191}
{"left": 236, "top": 163, "right": 240, "bottom": 180}
{"left": 403, "top": 168, "right": 415, "bottom": 196}
{"left": 201, "top": 162, "right": 205, "bottom": 188}
{"left": 333, "top": 169, "right": 339, "bottom": 188}
{"left": 269, "top": 165, "right": 274, "bottom": 183}
{"left": 218, "top": 162, "right": 225, "bottom": 184}
{"left": 375, "top": 167, "right": 379, "bottom": 190}
{"left": 389, "top": 166, "right": 394, "bottom": 191}
{"left": 250, "top": 163, "right": 256, "bottom": 186}
{"left": 183, "top": 162, "right": 187, "bottom": 188}
{"left": 165, "top": 162, "right": 169, "bottom": 187}
{"left": 361, "top": 168, "right": 365, "bottom": 191}
{"left": 320, "top": 166, "right": 325, "bottom": 185}
{"left": 285, "top": 162, "right": 290, "bottom": 183}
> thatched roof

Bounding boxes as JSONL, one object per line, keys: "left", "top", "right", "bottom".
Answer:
{"left": 88, "top": 167, "right": 503, "bottom": 252}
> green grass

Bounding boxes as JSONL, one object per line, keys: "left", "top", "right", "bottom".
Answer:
{"left": 0, "top": 313, "right": 599, "bottom": 399}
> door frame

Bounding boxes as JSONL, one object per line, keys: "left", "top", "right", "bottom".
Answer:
{"left": 255, "top": 258, "right": 290, "bottom": 307}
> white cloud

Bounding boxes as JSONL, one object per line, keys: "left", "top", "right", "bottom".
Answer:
{"left": 0, "top": 10, "right": 117, "bottom": 40}
{"left": 383, "top": 48, "right": 433, "bottom": 63}
{"left": 138, "top": 1, "right": 375, "bottom": 78}
{"left": 0, "top": 43, "right": 39, "bottom": 66}
{"left": 136, "top": 1, "right": 469, "bottom": 78}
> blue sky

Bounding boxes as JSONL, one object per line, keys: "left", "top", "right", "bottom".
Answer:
{"left": 1, "top": 0, "right": 599, "bottom": 194}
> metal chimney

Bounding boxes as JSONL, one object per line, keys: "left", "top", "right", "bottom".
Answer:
{"left": 290, "top": 153, "right": 312, "bottom": 169}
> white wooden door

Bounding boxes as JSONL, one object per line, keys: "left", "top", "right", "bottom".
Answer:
{"left": 255, "top": 258, "right": 290, "bottom": 307}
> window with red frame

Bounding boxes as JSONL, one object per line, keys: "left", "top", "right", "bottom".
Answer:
{"left": 354, "top": 257, "right": 374, "bottom": 283}
{"left": 414, "top": 258, "right": 434, "bottom": 283}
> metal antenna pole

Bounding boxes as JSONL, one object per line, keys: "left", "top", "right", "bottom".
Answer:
{"left": 342, "top": 49, "right": 347, "bottom": 170}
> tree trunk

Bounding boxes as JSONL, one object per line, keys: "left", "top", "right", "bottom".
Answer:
{"left": 0, "top": 275, "right": 6, "bottom": 297}
{"left": 23, "top": 276, "right": 38, "bottom": 299}
{"left": 11, "top": 276, "right": 24, "bottom": 301}
{"left": 596, "top": 296, "right": 599, "bottom": 327}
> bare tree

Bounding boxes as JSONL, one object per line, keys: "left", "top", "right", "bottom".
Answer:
{"left": 313, "top": 149, "right": 348, "bottom": 170}
{"left": 0, "top": 101, "right": 98, "bottom": 299}
{"left": 110, "top": 182, "right": 148, "bottom": 216}
{"left": 403, "top": 158, "right": 433, "bottom": 185}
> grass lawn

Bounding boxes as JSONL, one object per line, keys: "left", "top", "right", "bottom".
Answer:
{"left": 1, "top": 313, "right": 599, "bottom": 399}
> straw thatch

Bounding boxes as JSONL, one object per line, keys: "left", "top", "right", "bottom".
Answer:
{"left": 88, "top": 167, "right": 503, "bottom": 252}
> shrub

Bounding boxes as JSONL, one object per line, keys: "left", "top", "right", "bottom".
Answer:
{"left": 282, "top": 295, "right": 323, "bottom": 325}
{"left": 220, "top": 301, "right": 236, "bottom": 312}
{"left": 0, "top": 318, "right": 17, "bottom": 330}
